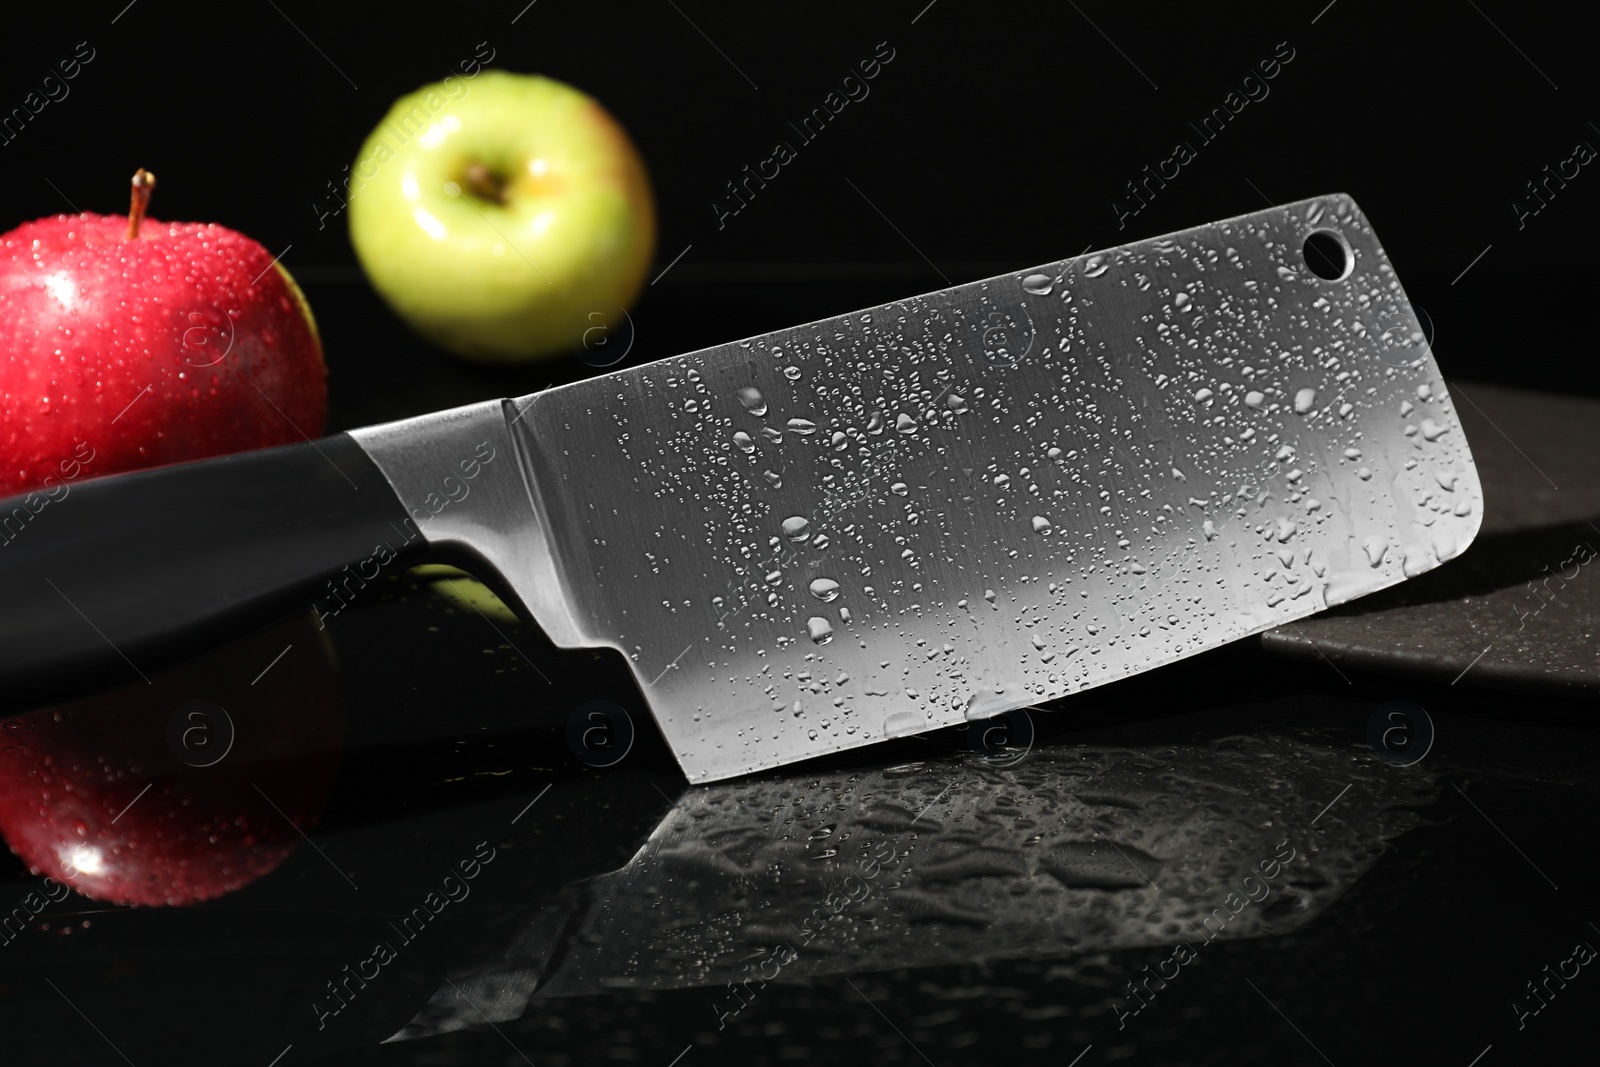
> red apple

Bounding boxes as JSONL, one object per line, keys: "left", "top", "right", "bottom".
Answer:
{"left": 0, "top": 169, "right": 326, "bottom": 496}
{"left": 0, "top": 613, "right": 343, "bottom": 907}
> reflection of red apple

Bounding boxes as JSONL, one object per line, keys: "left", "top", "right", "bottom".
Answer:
{"left": 0, "top": 169, "right": 326, "bottom": 496}
{"left": 0, "top": 612, "right": 341, "bottom": 906}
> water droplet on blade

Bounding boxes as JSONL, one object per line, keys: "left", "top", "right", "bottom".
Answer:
{"left": 809, "top": 578, "right": 841, "bottom": 602}
{"left": 738, "top": 387, "right": 767, "bottom": 416}
{"left": 806, "top": 617, "right": 834, "bottom": 644}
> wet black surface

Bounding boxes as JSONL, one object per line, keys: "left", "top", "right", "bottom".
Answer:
{"left": 2, "top": 543, "right": 1597, "bottom": 1065}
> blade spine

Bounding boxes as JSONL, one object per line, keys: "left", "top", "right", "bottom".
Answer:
{"left": 513, "top": 193, "right": 1354, "bottom": 412}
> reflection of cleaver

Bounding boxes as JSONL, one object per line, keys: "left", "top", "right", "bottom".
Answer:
{"left": 391, "top": 715, "right": 1438, "bottom": 1040}
{"left": 0, "top": 196, "right": 1480, "bottom": 782}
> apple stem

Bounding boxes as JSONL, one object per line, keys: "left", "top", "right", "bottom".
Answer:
{"left": 126, "top": 169, "right": 156, "bottom": 240}
{"left": 464, "top": 162, "right": 508, "bottom": 204}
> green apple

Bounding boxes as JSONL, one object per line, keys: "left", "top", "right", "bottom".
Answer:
{"left": 348, "top": 71, "right": 655, "bottom": 363}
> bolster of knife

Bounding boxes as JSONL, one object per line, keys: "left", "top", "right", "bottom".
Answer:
{"left": 0, "top": 433, "right": 424, "bottom": 710}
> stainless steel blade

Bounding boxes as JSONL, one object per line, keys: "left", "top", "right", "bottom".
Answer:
{"left": 355, "top": 193, "right": 1482, "bottom": 783}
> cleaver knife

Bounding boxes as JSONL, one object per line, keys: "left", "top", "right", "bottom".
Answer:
{"left": 0, "top": 194, "right": 1482, "bottom": 782}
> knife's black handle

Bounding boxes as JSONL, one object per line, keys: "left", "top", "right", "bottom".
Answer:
{"left": 0, "top": 434, "right": 425, "bottom": 710}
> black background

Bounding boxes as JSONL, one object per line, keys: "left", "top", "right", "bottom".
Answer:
{"left": 4, "top": 3, "right": 1599, "bottom": 1066}
{"left": 5, "top": 0, "right": 1597, "bottom": 423}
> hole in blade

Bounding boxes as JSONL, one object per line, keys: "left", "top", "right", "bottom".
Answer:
{"left": 1301, "top": 229, "right": 1353, "bottom": 281}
